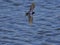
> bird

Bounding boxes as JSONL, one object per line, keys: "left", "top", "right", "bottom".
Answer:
{"left": 26, "top": 2, "right": 35, "bottom": 16}
{"left": 25, "top": 2, "right": 35, "bottom": 24}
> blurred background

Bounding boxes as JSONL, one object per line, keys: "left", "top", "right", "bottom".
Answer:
{"left": 0, "top": 0, "right": 60, "bottom": 45}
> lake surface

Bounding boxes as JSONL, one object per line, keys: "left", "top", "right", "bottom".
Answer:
{"left": 0, "top": 0, "right": 60, "bottom": 45}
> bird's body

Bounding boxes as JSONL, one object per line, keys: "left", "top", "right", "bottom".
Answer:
{"left": 29, "top": 3, "right": 35, "bottom": 12}
{"left": 26, "top": 3, "right": 35, "bottom": 16}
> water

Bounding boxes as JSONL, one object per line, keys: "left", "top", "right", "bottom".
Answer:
{"left": 0, "top": 0, "right": 60, "bottom": 45}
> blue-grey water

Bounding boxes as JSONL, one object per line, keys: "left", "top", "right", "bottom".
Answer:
{"left": 0, "top": 0, "right": 60, "bottom": 45}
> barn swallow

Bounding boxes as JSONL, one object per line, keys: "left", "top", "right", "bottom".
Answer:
{"left": 26, "top": 3, "right": 35, "bottom": 16}
{"left": 26, "top": 3, "right": 35, "bottom": 24}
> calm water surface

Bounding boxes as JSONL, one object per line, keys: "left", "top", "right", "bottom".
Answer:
{"left": 0, "top": 0, "right": 60, "bottom": 45}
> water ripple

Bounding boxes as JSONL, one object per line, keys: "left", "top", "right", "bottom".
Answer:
{"left": 46, "top": 38, "right": 60, "bottom": 43}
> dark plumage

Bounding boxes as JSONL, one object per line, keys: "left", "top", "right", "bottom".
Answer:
{"left": 32, "top": 12, "right": 35, "bottom": 15}
{"left": 26, "top": 12, "right": 30, "bottom": 16}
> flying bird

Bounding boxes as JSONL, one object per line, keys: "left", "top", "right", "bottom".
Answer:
{"left": 26, "top": 2, "right": 35, "bottom": 24}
